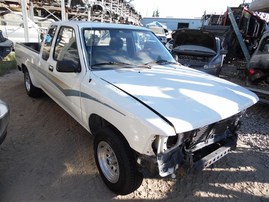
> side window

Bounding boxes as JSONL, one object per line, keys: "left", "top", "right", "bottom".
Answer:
{"left": 53, "top": 27, "right": 80, "bottom": 71}
{"left": 258, "top": 36, "right": 269, "bottom": 54}
{"left": 41, "top": 26, "right": 57, "bottom": 60}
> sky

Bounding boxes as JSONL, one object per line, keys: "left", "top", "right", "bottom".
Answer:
{"left": 132, "top": 0, "right": 252, "bottom": 18}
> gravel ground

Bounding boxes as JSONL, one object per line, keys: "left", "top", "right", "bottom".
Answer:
{"left": 0, "top": 70, "right": 268, "bottom": 201}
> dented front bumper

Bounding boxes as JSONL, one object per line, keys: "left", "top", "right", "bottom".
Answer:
{"left": 157, "top": 132, "right": 237, "bottom": 177}
{"left": 155, "top": 114, "right": 240, "bottom": 177}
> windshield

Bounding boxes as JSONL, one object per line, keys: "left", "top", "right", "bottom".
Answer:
{"left": 83, "top": 28, "right": 175, "bottom": 69}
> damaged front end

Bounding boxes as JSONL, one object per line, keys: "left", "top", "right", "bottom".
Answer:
{"left": 153, "top": 113, "right": 241, "bottom": 177}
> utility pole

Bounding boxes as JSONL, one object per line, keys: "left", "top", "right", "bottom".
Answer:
{"left": 21, "top": 0, "right": 29, "bottom": 42}
{"left": 61, "top": 0, "right": 66, "bottom": 21}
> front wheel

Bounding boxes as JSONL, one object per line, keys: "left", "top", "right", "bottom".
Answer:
{"left": 94, "top": 128, "right": 143, "bottom": 195}
{"left": 24, "top": 69, "right": 42, "bottom": 98}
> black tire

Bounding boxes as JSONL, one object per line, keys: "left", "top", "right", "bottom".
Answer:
{"left": 24, "top": 69, "right": 42, "bottom": 98}
{"left": 94, "top": 127, "right": 143, "bottom": 195}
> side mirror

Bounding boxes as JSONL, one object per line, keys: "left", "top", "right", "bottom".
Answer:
{"left": 56, "top": 59, "right": 81, "bottom": 73}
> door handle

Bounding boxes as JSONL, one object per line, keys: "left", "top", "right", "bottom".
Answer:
{"left": 49, "top": 65, "right": 54, "bottom": 72}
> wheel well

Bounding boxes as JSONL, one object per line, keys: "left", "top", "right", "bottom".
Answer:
{"left": 17, "top": 65, "right": 22, "bottom": 71}
{"left": 89, "top": 114, "right": 123, "bottom": 138}
{"left": 89, "top": 114, "right": 137, "bottom": 160}
{"left": 21, "top": 64, "right": 27, "bottom": 73}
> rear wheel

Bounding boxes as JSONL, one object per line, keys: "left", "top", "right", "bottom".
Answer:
{"left": 24, "top": 69, "right": 42, "bottom": 98}
{"left": 94, "top": 127, "right": 143, "bottom": 195}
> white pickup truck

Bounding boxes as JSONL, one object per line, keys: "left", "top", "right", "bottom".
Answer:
{"left": 15, "top": 21, "right": 258, "bottom": 195}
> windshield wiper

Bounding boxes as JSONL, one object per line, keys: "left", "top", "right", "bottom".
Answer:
{"left": 92, "top": 62, "right": 153, "bottom": 69}
{"left": 144, "top": 60, "right": 178, "bottom": 66}
{"left": 92, "top": 61, "right": 132, "bottom": 66}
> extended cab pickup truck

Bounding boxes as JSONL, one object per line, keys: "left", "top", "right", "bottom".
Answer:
{"left": 15, "top": 21, "right": 258, "bottom": 195}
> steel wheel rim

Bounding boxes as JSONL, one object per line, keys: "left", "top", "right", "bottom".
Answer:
{"left": 25, "top": 72, "right": 31, "bottom": 92}
{"left": 97, "top": 141, "right": 119, "bottom": 183}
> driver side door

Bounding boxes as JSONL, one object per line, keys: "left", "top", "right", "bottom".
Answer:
{"left": 44, "top": 26, "right": 85, "bottom": 121}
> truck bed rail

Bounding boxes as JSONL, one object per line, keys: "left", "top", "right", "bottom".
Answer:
{"left": 16, "top": 42, "right": 41, "bottom": 53}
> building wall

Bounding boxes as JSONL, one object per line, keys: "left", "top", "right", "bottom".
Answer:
{"left": 141, "top": 17, "right": 205, "bottom": 30}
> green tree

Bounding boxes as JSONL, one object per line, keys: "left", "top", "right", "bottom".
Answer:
{"left": 155, "top": 9, "right": 160, "bottom": 17}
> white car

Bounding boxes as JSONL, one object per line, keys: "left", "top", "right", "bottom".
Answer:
{"left": 148, "top": 26, "right": 168, "bottom": 44}
{"left": 15, "top": 21, "right": 259, "bottom": 195}
{"left": 0, "top": 11, "right": 40, "bottom": 42}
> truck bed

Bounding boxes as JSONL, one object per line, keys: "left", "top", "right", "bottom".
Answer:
{"left": 15, "top": 42, "right": 41, "bottom": 72}
{"left": 16, "top": 42, "right": 41, "bottom": 53}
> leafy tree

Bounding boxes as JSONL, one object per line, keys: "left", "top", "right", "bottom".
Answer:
{"left": 155, "top": 9, "right": 160, "bottom": 17}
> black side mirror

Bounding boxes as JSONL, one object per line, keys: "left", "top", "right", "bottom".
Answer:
{"left": 56, "top": 59, "right": 81, "bottom": 73}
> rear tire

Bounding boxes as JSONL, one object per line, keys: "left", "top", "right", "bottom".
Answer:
{"left": 24, "top": 69, "right": 42, "bottom": 98}
{"left": 94, "top": 127, "right": 143, "bottom": 195}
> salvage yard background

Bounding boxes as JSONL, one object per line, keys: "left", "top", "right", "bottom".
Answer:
{"left": 0, "top": 70, "right": 268, "bottom": 201}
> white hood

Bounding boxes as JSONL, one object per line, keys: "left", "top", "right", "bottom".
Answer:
{"left": 94, "top": 65, "right": 258, "bottom": 133}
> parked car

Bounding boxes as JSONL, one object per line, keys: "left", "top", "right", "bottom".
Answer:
{"left": 146, "top": 21, "right": 169, "bottom": 44}
{"left": 171, "top": 29, "right": 226, "bottom": 76}
{"left": 15, "top": 21, "right": 258, "bottom": 195}
{"left": 0, "top": 29, "right": 13, "bottom": 60}
{"left": 0, "top": 99, "right": 9, "bottom": 145}
{"left": 148, "top": 26, "right": 168, "bottom": 44}
{"left": 246, "top": 30, "right": 269, "bottom": 84}
{"left": 0, "top": 8, "right": 53, "bottom": 43}
{"left": 165, "top": 39, "right": 174, "bottom": 50}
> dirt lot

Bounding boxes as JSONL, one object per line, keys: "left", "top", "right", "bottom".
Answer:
{"left": 0, "top": 70, "right": 269, "bottom": 201}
